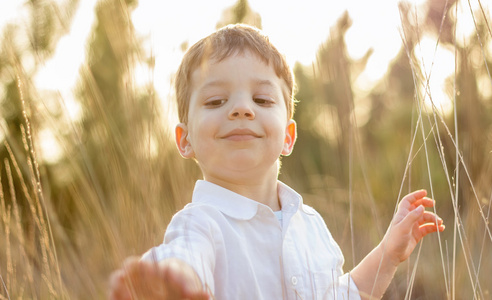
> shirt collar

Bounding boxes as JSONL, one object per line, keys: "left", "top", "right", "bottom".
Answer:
{"left": 192, "top": 180, "right": 314, "bottom": 220}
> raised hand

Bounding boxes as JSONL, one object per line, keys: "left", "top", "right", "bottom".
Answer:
{"left": 382, "top": 189, "right": 445, "bottom": 266}
{"left": 109, "top": 256, "right": 209, "bottom": 300}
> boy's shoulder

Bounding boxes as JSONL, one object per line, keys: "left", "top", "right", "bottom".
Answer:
{"left": 299, "top": 203, "right": 318, "bottom": 215}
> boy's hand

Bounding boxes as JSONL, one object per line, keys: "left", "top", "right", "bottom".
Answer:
{"left": 109, "top": 256, "right": 209, "bottom": 300}
{"left": 382, "top": 189, "right": 445, "bottom": 266}
{"left": 351, "top": 190, "right": 445, "bottom": 299}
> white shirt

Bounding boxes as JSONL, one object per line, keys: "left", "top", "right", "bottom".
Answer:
{"left": 143, "top": 180, "right": 360, "bottom": 300}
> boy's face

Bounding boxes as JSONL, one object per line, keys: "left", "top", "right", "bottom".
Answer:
{"left": 175, "top": 50, "right": 296, "bottom": 183}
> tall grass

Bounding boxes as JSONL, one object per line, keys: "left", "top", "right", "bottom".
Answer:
{"left": 0, "top": 0, "right": 491, "bottom": 299}
{"left": 1, "top": 45, "right": 201, "bottom": 299}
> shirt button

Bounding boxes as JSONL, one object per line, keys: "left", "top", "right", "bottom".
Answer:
{"left": 291, "top": 276, "right": 298, "bottom": 285}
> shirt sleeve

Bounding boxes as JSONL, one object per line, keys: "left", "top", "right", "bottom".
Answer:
{"left": 141, "top": 205, "right": 217, "bottom": 293}
{"left": 338, "top": 272, "right": 362, "bottom": 300}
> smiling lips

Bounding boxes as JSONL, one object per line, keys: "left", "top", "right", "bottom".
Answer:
{"left": 221, "top": 128, "right": 261, "bottom": 141}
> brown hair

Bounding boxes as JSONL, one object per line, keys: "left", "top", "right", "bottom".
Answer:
{"left": 174, "top": 24, "right": 295, "bottom": 123}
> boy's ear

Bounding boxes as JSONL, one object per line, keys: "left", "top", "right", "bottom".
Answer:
{"left": 175, "top": 123, "right": 195, "bottom": 159}
{"left": 281, "top": 120, "right": 297, "bottom": 156}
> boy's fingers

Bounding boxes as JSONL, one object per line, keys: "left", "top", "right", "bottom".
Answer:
{"left": 160, "top": 261, "right": 186, "bottom": 298}
{"left": 419, "top": 211, "right": 443, "bottom": 225}
{"left": 189, "top": 292, "right": 211, "bottom": 300}
{"left": 412, "top": 197, "right": 435, "bottom": 208}
{"left": 122, "top": 256, "right": 142, "bottom": 281}
{"left": 122, "top": 256, "right": 141, "bottom": 267}
{"left": 111, "top": 257, "right": 208, "bottom": 300}
{"left": 399, "top": 190, "right": 427, "bottom": 210}
{"left": 108, "top": 270, "right": 131, "bottom": 300}
{"left": 120, "top": 258, "right": 157, "bottom": 298}
{"left": 402, "top": 190, "right": 427, "bottom": 204}
{"left": 418, "top": 210, "right": 445, "bottom": 237}
{"left": 138, "top": 262, "right": 165, "bottom": 298}
{"left": 419, "top": 222, "right": 445, "bottom": 236}
{"left": 400, "top": 205, "right": 424, "bottom": 228}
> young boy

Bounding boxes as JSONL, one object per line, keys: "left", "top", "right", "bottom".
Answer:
{"left": 109, "top": 24, "right": 444, "bottom": 300}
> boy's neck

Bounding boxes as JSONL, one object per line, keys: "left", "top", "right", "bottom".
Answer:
{"left": 204, "top": 174, "right": 281, "bottom": 211}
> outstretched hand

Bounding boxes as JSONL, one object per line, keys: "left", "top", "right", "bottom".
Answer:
{"left": 109, "top": 257, "right": 209, "bottom": 300}
{"left": 382, "top": 189, "right": 445, "bottom": 266}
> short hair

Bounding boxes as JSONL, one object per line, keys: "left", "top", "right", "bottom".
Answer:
{"left": 174, "top": 24, "right": 295, "bottom": 124}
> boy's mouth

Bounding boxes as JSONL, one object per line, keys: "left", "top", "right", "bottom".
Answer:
{"left": 221, "top": 128, "right": 261, "bottom": 141}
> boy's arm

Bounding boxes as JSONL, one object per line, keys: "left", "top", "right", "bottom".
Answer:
{"left": 109, "top": 256, "right": 209, "bottom": 300}
{"left": 350, "top": 190, "right": 444, "bottom": 299}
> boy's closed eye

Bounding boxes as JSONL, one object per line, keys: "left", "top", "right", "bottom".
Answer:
{"left": 204, "top": 98, "right": 227, "bottom": 107}
{"left": 204, "top": 96, "right": 275, "bottom": 108}
{"left": 253, "top": 96, "right": 275, "bottom": 106}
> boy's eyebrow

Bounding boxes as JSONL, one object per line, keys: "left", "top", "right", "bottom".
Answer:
{"left": 253, "top": 79, "right": 275, "bottom": 87}
{"left": 199, "top": 79, "right": 277, "bottom": 90}
{"left": 198, "top": 80, "right": 228, "bottom": 91}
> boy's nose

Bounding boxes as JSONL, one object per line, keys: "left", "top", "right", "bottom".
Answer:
{"left": 228, "top": 98, "right": 255, "bottom": 120}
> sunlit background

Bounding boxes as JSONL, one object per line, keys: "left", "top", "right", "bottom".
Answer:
{"left": 1, "top": 0, "right": 491, "bottom": 299}
{"left": 1, "top": 0, "right": 486, "bottom": 163}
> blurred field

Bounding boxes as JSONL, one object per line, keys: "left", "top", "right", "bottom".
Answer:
{"left": 0, "top": 0, "right": 491, "bottom": 299}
